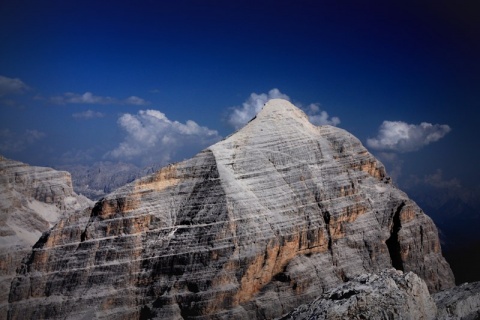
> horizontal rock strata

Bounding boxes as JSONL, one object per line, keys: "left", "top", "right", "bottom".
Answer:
{"left": 0, "top": 156, "right": 92, "bottom": 319}
{"left": 7, "top": 100, "right": 454, "bottom": 319}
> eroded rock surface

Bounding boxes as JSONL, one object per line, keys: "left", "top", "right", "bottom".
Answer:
{"left": 434, "top": 281, "right": 480, "bottom": 320}
{"left": 280, "top": 270, "right": 480, "bottom": 320}
{"left": 7, "top": 99, "right": 454, "bottom": 319}
{"left": 279, "top": 269, "right": 437, "bottom": 320}
{"left": 0, "top": 156, "right": 92, "bottom": 319}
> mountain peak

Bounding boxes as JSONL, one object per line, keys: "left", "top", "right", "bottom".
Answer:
{"left": 7, "top": 101, "right": 455, "bottom": 319}
{"left": 257, "top": 98, "right": 309, "bottom": 122}
{"left": 224, "top": 99, "right": 316, "bottom": 147}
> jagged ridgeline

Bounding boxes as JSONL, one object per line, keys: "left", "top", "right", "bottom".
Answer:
{"left": 0, "top": 156, "right": 93, "bottom": 319}
{"left": 7, "top": 99, "right": 454, "bottom": 319}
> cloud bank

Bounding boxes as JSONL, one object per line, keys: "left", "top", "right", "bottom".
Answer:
{"left": 416, "top": 169, "right": 461, "bottom": 190}
{"left": 305, "top": 103, "right": 341, "bottom": 126}
{"left": 403, "top": 169, "right": 476, "bottom": 212}
{"left": 0, "top": 75, "right": 29, "bottom": 96}
{"left": 367, "top": 121, "right": 451, "bottom": 153}
{"left": 227, "top": 88, "right": 340, "bottom": 129}
{"left": 0, "top": 129, "right": 45, "bottom": 153}
{"left": 106, "top": 109, "right": 221, "bottom": 166}
{"left": 50, "top": 92, "right": 149, "bottom": 106}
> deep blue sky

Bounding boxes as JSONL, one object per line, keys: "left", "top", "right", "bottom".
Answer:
{"left": 1, "top": 1, "right": 479, "bottom": 194}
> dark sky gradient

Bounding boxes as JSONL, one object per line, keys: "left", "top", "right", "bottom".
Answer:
{"left": 1, "top": 1, "right": 479, "bottom": 188}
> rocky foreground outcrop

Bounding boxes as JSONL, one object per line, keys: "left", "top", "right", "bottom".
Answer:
{"left": 280, "top": 268, "right": 437, "bottom": 320}
{"left": 7, "top": 99, "right": 455, "bottom": 319}
{"left": 434, "top": 281, "right": 480, "bottom": 320}
{"left": 0, "top": 156, "right": 92, "bottom": 319}
{"left": 280, "top": 269, "right": 480, "bottom": 320}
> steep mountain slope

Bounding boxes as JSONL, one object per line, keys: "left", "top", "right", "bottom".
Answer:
{"left": 0, "top": 156, "right": 92, "bottom": 319}
{"left": 7, "top": 99, "right": 454, "bottom": 319}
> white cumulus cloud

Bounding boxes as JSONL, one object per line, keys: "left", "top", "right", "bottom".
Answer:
{"left": 367, "top": 121, "right": 451, "bottom": 153}
{"left": 125, "top": 95, "right": 149, "bottom": 106}
{"left": 305, "top": 103, "right": 341, "bottom": 126}
{"left": 227, "top": 88, "right": 340, "bottom": 129}
{"left": 72, "top": 110, "right": 105, "bottom": 119}
{"left": 50, "top": 91, "right": 150, "bottom": 106}
{"left": 106, "top": 109, "right": 222, "bottom": 166}
{"left": 0, "top": 75, "right": 29, "bottom": 96}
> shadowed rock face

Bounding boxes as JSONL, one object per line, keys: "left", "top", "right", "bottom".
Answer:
{"left": 7, "top": 99, "right": 454, "bottom": 319}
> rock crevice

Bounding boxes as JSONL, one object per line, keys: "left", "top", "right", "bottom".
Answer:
{"left": 386, "top": 202, "right": 405, "bottom": 271}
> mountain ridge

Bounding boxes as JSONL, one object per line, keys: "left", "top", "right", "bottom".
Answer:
{"left": 0, "top": 156, "right": 93, "bottom": 319}
{"left": 7, "top": 99, "right": 455, "bottom": 319}
{"left": 55, "top": 161, "right": 162, "bottom": 201}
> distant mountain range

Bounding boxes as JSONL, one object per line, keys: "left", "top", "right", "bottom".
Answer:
{"left": 406, "top": 189, "right": 480, "bottom": 284}
{"left": 56, "top": 161, "right": 162, "bottom": 200}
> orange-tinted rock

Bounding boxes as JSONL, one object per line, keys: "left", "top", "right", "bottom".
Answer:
{"left": 6, "top": 100, "right": 454, "bottom": 319}
{"left": 0, "top": 156, "right": 92, "bottom": 319}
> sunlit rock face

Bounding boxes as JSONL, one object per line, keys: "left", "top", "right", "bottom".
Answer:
{"left": 0, "top": 157, "right": 92, "bottom": 319}
{"left": 7, "top": 99, "right": 454, "bottom": 319}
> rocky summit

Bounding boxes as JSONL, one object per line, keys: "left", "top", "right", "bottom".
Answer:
{"left": 7, "top": 99, "right": 455, "bottom": 319}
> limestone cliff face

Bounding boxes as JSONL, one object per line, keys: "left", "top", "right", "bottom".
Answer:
{"left": 0, "top": 156, "right": 92, "bottom": 319}
{"left": 7, "top": 100, "right": 454, "bottom": 319}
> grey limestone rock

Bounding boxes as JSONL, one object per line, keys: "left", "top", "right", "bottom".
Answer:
{"left": 0, "top": 156, "right": 93, "bottom": 319}
{"left": 434, "top": 281, "right": 480, "bottom": 320}
{"left": 6, "top": 99, "right": 454, "bottom": 319}
{"left": 280, "top": 270, "right": 480, "bottom": 320}
{"left": 278, "top": 268, "right": 437, "bottom": 320}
